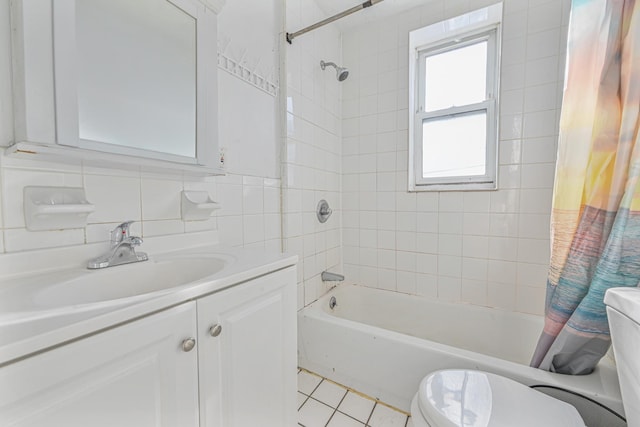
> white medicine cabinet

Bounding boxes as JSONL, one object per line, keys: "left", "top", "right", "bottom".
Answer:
{"left": 9, "top": 0, "right": 222, "bottom": 176}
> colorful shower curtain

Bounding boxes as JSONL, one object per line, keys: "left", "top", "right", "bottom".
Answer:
{"left": 530, "top": 0, "right": 640, "bottom": 375}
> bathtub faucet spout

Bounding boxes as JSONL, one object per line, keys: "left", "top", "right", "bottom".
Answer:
{"left": 321, "top": 271, "right": 344, "bottom": 282}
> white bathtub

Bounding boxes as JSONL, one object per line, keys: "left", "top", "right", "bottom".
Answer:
{"left": 297, "top": 284, "right": 623, "bottom": 417}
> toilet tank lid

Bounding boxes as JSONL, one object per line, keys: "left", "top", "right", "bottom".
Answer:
{"left": 605, "top": 287, "right": 640, "bottom": 325}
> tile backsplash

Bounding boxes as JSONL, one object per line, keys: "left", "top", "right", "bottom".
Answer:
{"left": 0, "top": 155, "right": 281, "bottom": 254}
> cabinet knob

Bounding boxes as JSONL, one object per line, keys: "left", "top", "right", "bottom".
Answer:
{"left": 209, "top": 324, "right": 222, "bottom": 337}
{"left": 181, "top": 338, "right": 196, "bottom": 352}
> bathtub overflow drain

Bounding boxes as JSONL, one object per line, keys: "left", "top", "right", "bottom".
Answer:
{"left": 329, "top": 296, "right": 337, "bottom": 310}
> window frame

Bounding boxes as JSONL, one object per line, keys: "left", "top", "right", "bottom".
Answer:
{"left": 408, "top": 5, "right": 502, "bottom": 192}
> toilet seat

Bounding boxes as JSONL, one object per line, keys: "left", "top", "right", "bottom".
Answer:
{"left": 411, "top": 370, "right": 586, "bottom": 427}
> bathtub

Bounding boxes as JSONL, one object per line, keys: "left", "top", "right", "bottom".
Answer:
{"left": 297, "top": 284, "right": 623, "bottom": 417}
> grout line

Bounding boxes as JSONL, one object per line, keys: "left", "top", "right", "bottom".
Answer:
{"left": 310, "top": 378, "right": 324, "bottom": 397}
{"left": 365, "top": 401, "right": 377, "bottom": 426}
{"left": 324, "top": 388, "right": 349, "bottom": 427}
{"left": 298, "top": 392, "right": 311, "bottom": 411}
{"left": 335, "top": 409, "right": 368, "bottom": 426}
{"left": 299, "top": 368, "right": 410, "bottom": 423}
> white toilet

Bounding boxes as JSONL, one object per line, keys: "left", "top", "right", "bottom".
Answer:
{"left": 410, "top": 286, "right": 640, "bottom": 427}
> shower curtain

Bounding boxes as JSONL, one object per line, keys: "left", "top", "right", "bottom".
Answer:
{"left": 530, "top": 0, "right": 640, "bottom": 375}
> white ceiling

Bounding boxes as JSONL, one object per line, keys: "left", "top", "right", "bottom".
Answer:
{"left": 312, "top": 0, "right": 431, "bottom": 31}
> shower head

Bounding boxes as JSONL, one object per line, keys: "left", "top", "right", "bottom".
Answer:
{"left": 320, "top": 60, "right": 349, "bottom": 81}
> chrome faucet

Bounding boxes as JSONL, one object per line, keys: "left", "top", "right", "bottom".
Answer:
{"left": 87, "top": 221, "right": 149, "bottom": 269}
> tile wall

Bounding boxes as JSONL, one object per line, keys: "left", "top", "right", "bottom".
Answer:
{"left": 340, "top": 0, "right": 571, "bottom": 316}
{"left": 0, "top": 154, "right": 281, "bottom": 253}
{"left": 284, "top": 0, "right": 343, "bottom": 309}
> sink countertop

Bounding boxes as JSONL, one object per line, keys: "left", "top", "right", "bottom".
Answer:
{"left": 0, "top": 232, "right": 297, "bottom": 366}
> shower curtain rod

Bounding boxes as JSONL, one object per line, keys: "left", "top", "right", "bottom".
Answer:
{"left": 286, "top": 0, "right": 384, "bottom": 44}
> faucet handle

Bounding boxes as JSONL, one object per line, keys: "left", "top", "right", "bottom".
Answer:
{"left": 128, "top": 236, "right": 143, "bottom": 247}
{"left": 111, "top": 220, "right": 136, "bottom": 246}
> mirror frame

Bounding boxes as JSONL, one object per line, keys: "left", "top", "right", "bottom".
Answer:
{"left": 9, "top": 0, "right": 220, "bottom": 175}
{"left": 54, "top": 0, "right": 215, "bottom": 166}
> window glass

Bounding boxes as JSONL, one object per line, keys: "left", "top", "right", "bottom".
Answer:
{"left": 424, "top": 41, "right": 487, "bottom": 112}
{"left": 422, "top": 111, "right": 487, "bottom": 178}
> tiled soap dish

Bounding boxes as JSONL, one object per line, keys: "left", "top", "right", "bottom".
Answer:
{"left": 24, "top": 186, "right": 95, "bottom": 231}
{"left": 181, "top": 191, "right": 220, "bottom": 221}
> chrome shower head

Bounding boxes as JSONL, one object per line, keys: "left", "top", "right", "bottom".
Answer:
{"left": 320, "top": 60, "right": 349, "bottom": 81}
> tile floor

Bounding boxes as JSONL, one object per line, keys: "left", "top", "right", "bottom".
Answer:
{"left": 298, "top": 369, "right": 413, "bottom": 427}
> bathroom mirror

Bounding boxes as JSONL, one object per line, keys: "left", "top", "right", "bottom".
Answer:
{"left": 75, "top": 0, "right": 197, "bottom": 158}
{"left": 9, "top": 0, "right": 219, "bottom": 173}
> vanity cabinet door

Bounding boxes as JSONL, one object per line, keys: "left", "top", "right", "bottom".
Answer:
{"left": 0, "top": 302, "right": 199, "bottom": 427}
{"left": 197, "top": 267, "right": 297, "bottom": 427}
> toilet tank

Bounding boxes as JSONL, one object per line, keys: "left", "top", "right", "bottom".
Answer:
{"left": 604, "top": 287, "right": 640, "bottom": 427}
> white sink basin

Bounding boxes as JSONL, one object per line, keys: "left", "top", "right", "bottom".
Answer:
{"left": 34, "top": 256, "right": 229, "bottom": 309}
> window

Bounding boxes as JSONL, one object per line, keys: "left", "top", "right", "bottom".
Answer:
{"left": 408, "top": 4, "right": 502, "bottom": 191}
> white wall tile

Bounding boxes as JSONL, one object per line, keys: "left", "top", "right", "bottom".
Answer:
{"left": 143, "top": 219, "right": 185, "bottom": 237}
{"left": 378, "top": 268, "right": 397, "bottom": 291}
{"left": 526, "top": 29, "right": 562, "bottom": 61}
{"left": 217, "top": 215, "right": 243, "bottom": 247}
{"left": 141, "top": 178, "right": 182, "bottom": 221}
{"left": 397, "top": 231, "right": 416, "bottom": 251}
{"left": 5, "top": 228, "right": 85, "bottom": 252}
{"left": 463, "top": 213, "right": 490, "bottom": 236}
{"left": 438, "top": 234, "right": 462, "bottom": 256}
{"left": 243, "top": 184, "right": 264, "bottom": 215}
{"left": 522, "top": 137, "right": 557, "bottom": 164}
{"left": 461, "top": 279, "right": 488, "bottom": 306}
{"left": 217, "top": 182, "right": 244, "bottom": 217}
{"left": 517, "top": 262, "right": 548, "bottom": 288}
{"left": 500, "top": 139, "right": 523, "bottom": 166}
{"left": 184, "top": 217, "right": 217, "bottom": 233}
{"left": 462, "top": 235, "right": 489, "bottom": 259}
{"left": 397, "top": 251, "right": 417, "bottom": 272}
{"left": 438, "top": 276, "right": 461, "bottom": 302}
{"left": 521, "top": 163, "right": 555, "bottom": 189}
{"left": 525, "top": 56, "right": 560, "bottom": 87}
{"left": 527, "top": 1, "right": 563, "bottom": 34}
{"left": 517, "top": 238, "right": 551, "bottom": 264}
{"left": 396, "top": 271, "right": 416, "bottom": 294}
{"left": 417, "top": 273, "right": 438, "bottom": 298}
{"left": 85, "top": 174, "right": 141, "bottom": 223}
{"left": 518, "top": 214, "right": 550, "bottom": 239}
{"left": 417, "top": 232, "right": 438, "bottom": 254}
{"left": 438, "top": 213, "right": 463, "bottom": 234}
{"left": 517, "top": 285, "right": 545, "bottom": 315}
{"left": 462, "top": 257, "right": 488, "bottom": 280}
{"left": 488, "top": 237, "right": 519, "bottom": 262}
{"left": 488, "top": 282, "right": 516, "bottom": 310}
{"left": 488, "top": 260, "right": 517, "bottom": 285}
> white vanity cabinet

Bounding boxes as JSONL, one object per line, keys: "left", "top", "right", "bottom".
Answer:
{"left": 197, "top": 267, "right": 298, "bottom": 427}
{"left": 0, "top": 265, "right": 297, "bottom": 427}
{"left": 0, "top": 302, "right": 200, "bottom": 427}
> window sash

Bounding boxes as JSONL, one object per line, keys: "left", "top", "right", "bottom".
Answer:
{"left": 411, "top": 26, "right": 499, "bottom": 190}
{"left": 414, "top": 100, "right": 496, "bottom": 186}
{"left": 417, "top": 34, "right": 493, "bottom": 114}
